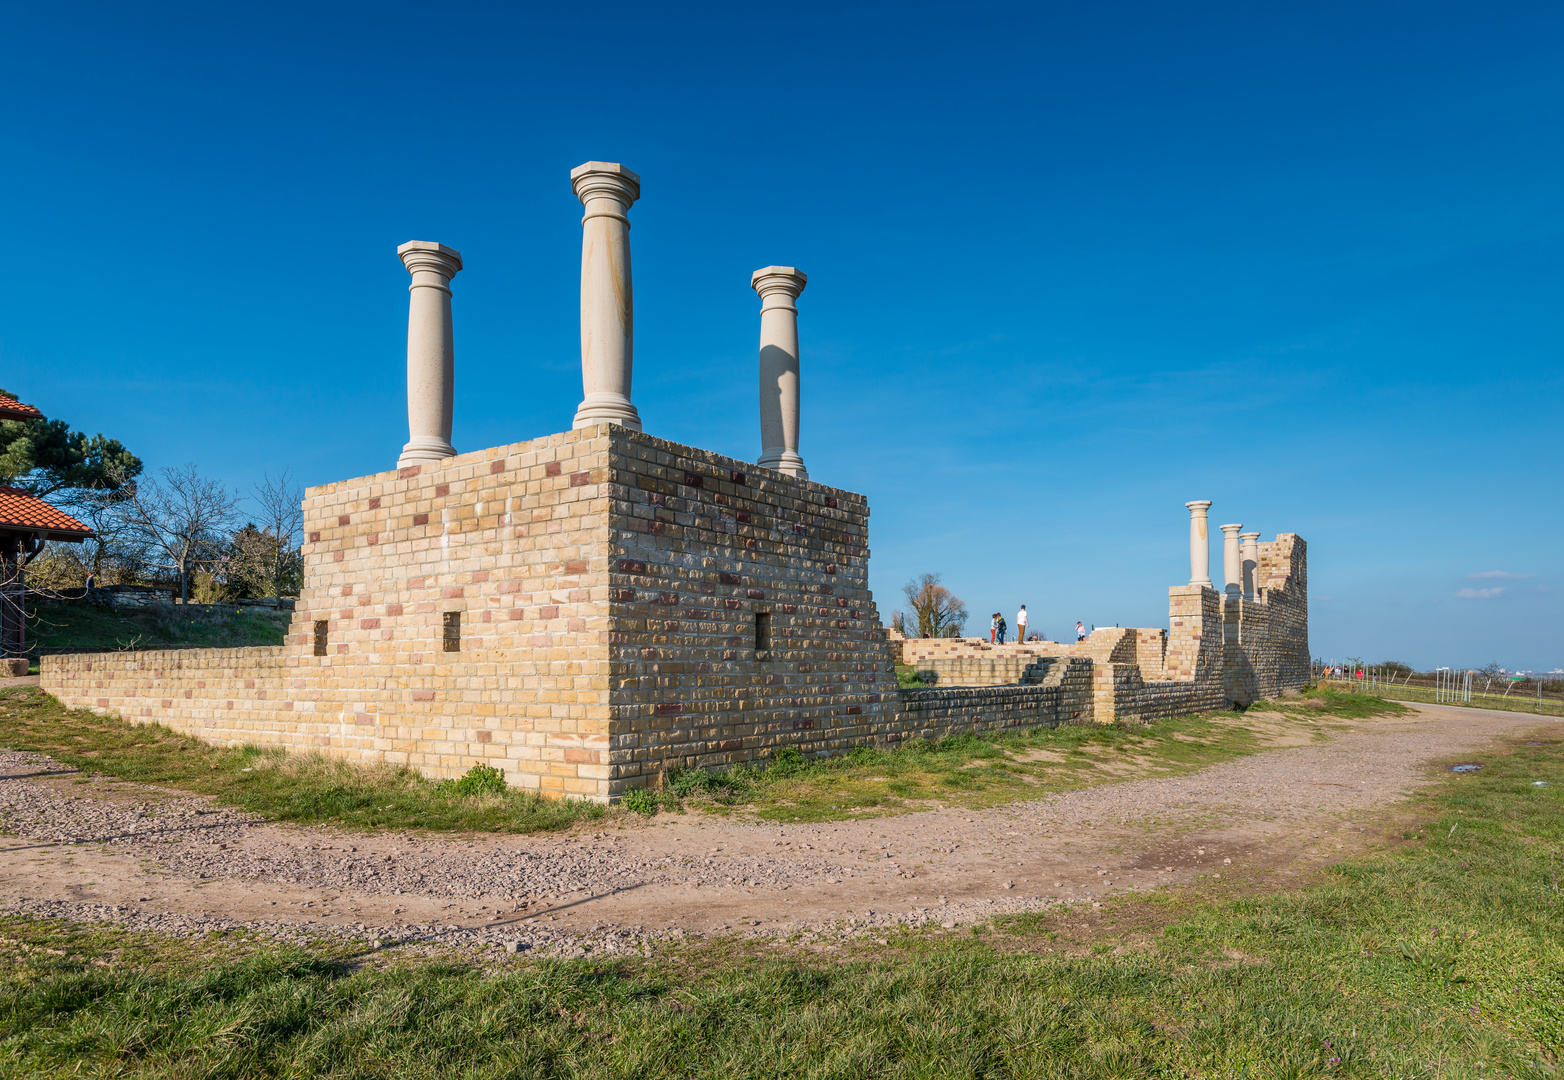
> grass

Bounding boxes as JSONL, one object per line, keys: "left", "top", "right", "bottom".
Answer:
{"left": 671, "top": 689, "right": 1407, "bottom": 823}
{"left": 24, "top": 598, "right": 291, "bottom": 662}
{"left": 1321, "top": 677, "right": 1564, "bottom": 719}
{"left": 0, "top": 686, "right": 604, "bottom": 834}
{"left": 0, "top": 726, "right": 1559, "bottom": 1077}
{"left": 0, "top": 687, "right": 1403, "bottom": 835}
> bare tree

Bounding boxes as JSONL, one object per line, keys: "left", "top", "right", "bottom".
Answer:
{"left": 247, "top": 470, "right": 304, "bottom": 606}
{"left": 116, "top": 464, "right": 242, "bottom": 605}
{"left": 902, "top": 572, "right": 968, "bottom": 639}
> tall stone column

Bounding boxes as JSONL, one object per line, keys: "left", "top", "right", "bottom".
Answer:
{"left": 1185, "top": 501, "right": 1213, "bottom": 587}
{"left": 1240, "top": 531, "right": 1260, "bottom": 599}
{"left": 750, "top": 266, "right": 809, "bottom": 478}
{"left": 396, "top": 241, "right": 463, "bottom": 467}
{"left": 570, "top": 161, "right": 642, "bottom": 431}
{"left": 1221, "top": 523, "right": 1244, "bottom": 596}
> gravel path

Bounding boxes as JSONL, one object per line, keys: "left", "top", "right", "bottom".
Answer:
{"left": 2, "top": 702, "right": 1553, "bottom": 957}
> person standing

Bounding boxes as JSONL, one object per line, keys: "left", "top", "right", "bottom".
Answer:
{"left": 1075, "top": 621, "right": 1086, "bottom": 642}
{"left": 996, "top": 613, "right": 1008, "bottom": 645}
{"left": 1015, "top": 605, "right": 1029, "bottom": 644}
{"left": 989, "top": 613, "right": 998, "bottom": 644}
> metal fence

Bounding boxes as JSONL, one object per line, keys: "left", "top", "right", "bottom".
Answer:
{"left": 1316, "top": 665, "right": 1564, "bottom": 718}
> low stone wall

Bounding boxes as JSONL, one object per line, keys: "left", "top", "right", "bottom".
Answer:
{"left": 888, "top": 658, "right": 1094, "bottom": 741}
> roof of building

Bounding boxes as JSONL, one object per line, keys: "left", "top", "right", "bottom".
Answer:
{"left": 0, "top": 397, "right": 44, "bottom": 422}
{"left": 0, "top": 486, "right": 93, "bottom": 541}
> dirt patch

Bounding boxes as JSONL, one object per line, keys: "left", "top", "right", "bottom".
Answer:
{"left": 1, "top": 703, "right": 1554, "bottom": 956}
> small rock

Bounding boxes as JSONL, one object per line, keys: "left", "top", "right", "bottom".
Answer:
{"left": 1003, "top": 880, "right": 1014, "bottom": 889}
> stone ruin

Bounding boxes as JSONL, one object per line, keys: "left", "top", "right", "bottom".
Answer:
{"left": 41, "top": 161, "right": 1309, "bottom": 802}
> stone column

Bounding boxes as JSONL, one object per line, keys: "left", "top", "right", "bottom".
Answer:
{"left": 751, "top": 266, "right": 809, "bottom": 479}
{"left": 1240, "top": 531, "right": 1260, "bottom": 599}
{"left": 396, "top": 241, "right": 463, "bottom": 468}
{"left": 1185, "top": 501, "right": 1213, "bottom": 587}
{"left": 570, "top": 161, "right": 642, "bottom": 431}
{"left": 1220, "top": 523, "right": 1244, "bottom": 596}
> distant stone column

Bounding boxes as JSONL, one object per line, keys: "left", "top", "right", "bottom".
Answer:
{"left": 751, "top": 266, "right": 809, "bottom": 479}
{"left": 1240, "top": 531, "right": 1261, "bottom": 599}
{"left": 1221, "top": 523, "right": 1244, "bottom": 596}
{"left": 396, "top": 241, "right": 463, "bottom": 467}
{"left": 1185, "top": 501, "right": 1213, "bottom": 587}
{"left": 571, "top": 161, "right": 642, "bottom": 431}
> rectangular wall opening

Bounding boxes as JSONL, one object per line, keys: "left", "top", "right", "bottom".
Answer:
{"left": 312, "top": 620, "right": 328, "bottom": 656}
{"left": 443, "top": 611, "right": 461, "bottom": 652}
{"left": 755, "top": 611, "right": 771, "bottom": 653}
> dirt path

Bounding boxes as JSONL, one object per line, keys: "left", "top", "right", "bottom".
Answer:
{"left": 2, "top": 702, "right": 1554, "bottom": 957}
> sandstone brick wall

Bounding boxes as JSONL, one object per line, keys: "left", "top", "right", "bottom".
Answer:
{"left": 41, "top": 422, "right": 1309, "bottom": 801}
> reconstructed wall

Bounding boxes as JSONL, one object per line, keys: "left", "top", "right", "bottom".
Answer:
{"left": 42, "top": 424, "right": 1309, "bottom": 801}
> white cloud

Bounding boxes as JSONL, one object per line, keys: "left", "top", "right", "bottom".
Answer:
{"left": 1467, "top": 570, "right": 1535, "bottom": 580}
{"left": 1456, "top": 587, "right": 1505, "bottom": 599}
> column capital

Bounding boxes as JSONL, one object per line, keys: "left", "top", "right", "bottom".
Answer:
{"left": 571, "top": 161, "right": 641, "bottom": 217}
{"left": 1220, "top": 522, "right": 1244, "bottom": 536}
{"left": 751, "top": 266, "right": 808, "bottom": 305}
{"left": 1185, "top": 500, "right": 1212, "bottom": 513}
{"left": 1239, "top": 530, "right": 1260, "bottom": 541}
{"left": 397, "top": 241, "right": 463, "bottom": 280}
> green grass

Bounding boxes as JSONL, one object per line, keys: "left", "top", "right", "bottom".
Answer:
{"left": 0, "top": 727, "right": 1559, "bottom": 1077}
{"left": 0, "top": 687, "right": 604, "bottom": 834}
{"left": 1321, "top": 676, "right": 1564, "bottom": 718}
{"left": 672, "top": 690, "right": 1406, "bottom": 823}
{"left": 26, "top": 598, "right": 291, "bottom": 654}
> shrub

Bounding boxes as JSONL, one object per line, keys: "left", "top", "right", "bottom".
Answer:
{"left": 436, "top": 764, "right": 507, "bottom": 797}
{"left": 621, "top": 788, "right": 660, "bottom": 817}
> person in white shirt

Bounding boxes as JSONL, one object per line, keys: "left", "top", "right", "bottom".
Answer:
{"left": 1075, "top": 621, "right": 1086, "bottom": 642}
{"left": 1015, "top": 606, "right": 1029, "bottom": 643}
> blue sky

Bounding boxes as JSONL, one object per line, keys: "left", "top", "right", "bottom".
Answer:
{"left": 3, "top": 1, "right": 1560, "bottom": 670}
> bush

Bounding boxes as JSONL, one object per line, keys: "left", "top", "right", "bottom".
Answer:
{"left": 621, "top": 788, "right": 659, "bottom": 817}
{"left": 436, "top": 764, "right": 507, "bottom": 797}
{"left": 768, "top": 746, "right": 809, "bottom": 779}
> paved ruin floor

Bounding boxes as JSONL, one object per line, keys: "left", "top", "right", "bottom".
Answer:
{"left": 2, "top": 702, "right": 1555, "bottom": 958}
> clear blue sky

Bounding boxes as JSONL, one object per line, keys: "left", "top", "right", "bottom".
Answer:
{"left": 3, "top": 2, "right": 1560, "bottom": 670}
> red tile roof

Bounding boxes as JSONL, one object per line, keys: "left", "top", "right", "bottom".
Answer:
{"left": 0, "top": 487, "right": 93, "bottom": 540}
{"left": 0, "top": 398, "right": 43, "bottom": 421}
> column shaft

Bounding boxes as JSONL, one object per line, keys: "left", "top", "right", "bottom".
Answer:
{"left": 751, "top": 266, "right": 808, "bottom": 478}
{"left": 571, "top": 162, "right": 641, "bottom": 431}
{"left": 1221, "top": 523, "right": 1244, "bottom": 596}
{"left": 396, "top": 241, "right": 462, "bottom": 468}
{"left": 1240, "top": 531, "right": 1260, "bottom": 599}
{"left": 1185, "top": 501, "right": 1213, "bottom": 587}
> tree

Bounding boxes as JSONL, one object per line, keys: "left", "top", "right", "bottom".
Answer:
{"left": 115, "top": 464, "right": 242, "bottom": 605}
{"left": 902, "top": 573, "right": 968, "bottom": 639}
{"left": 248, "top": 470, "right": 304, "bottom": 605}
{"left": 0, "top": 389, "right": 141, "bottom": 501}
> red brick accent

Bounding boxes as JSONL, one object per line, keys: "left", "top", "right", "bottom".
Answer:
{"left": 338, "top": 515, "right": 350, "bottom": 526}
{"left": 616, "top": 589, "right": 637, "bottom": 601}
{"left": 737, "top": 511, "right": 751, "bottom": 524}
{"left": 545, "top": 462, "right": 562, "bottom": 476}
{"left": 792, "top": 719, "right": 814, "bottom": 730}
{"left": 475, "top": 730, "right": 493, "bottom": 743}
{"left": 398, "top": 465, "right": 421, "bottom": 479}
{"left": 730, "top": 471, "right": 746, "bottom": 484}
{"left": 564, "top": 560, "right": 588, "bottom": 574}
{"left": 683, "top": 472, "right": 704, "bottom": 487}
{"left": 719, "top": 739, "right": 742, "bottom": 751}
{"left": 412, "top": 690, "right": 435, "bottom": 701}
{"left": 846, "top": 706, "right": 862, "bottom": 715}
{"left": 619, "top": 559, "right": 647, "bottom": 574}
{"left": 308, "top": 531, "right": 320, "bottom": 542}
{"left": 826, "top": 564, "right": 838, "bottom": 574}
{"left": 719, "top": 572, "right": 740, "bottom": 585}
{"left": 824, "top": 496, "right": 837, "bottom": 508}
{"left": 747, "top": 589, "right": 765, "bottom": 600}
{"left": 360, "top": 618, "right": 380, "bottom": 629}
{"left": 570, "top": 471, "right": 591, "bottom": 487}
{"left": 655, "top": 703, "right": 684, "bottom": 715}
{"left": 369, "top": 497, "right": 381, "bottom": 509}
{"left": 491, "top": 460, "right": 506, "bottom": 473}
{"left": 724, "top": 599, "right": 739, "bottom": 609}
{"left": 435, "top": 484, "right": 450, "bottom": 497}
{"left": 442, "top": 586, "right": 464, "bottom": 599}
{"left": 540, "top": 605, "right": 559, "bottom": 618}
{"left": 413, "top": 513, "right": 429, "bottom": 526}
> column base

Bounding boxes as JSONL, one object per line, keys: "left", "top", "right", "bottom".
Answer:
{"left": 1189, "top": 578, "right": 1213, "bottom": 588}
{"left": 397, "top": 436, "right": 457, "bottom": 468}
{"left": 758, "top": 448, "right": 808, "bottom": 480}
{"left": 573, "top": 394, "right": 642, "bottom": 432}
